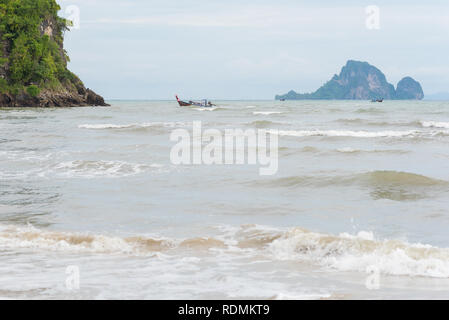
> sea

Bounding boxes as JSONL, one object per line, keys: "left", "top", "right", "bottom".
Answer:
{"left": 1, "top": 100, "right": 449, "bottom": 299}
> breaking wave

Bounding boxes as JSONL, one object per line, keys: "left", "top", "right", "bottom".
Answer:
{"left": 53, "top": 160, "right": 164, "bottom": 178}
{"left": 420, "top": 121, "right": 449, "bottom": 129}
{"left": 281, "top": 146, "right": 409, "bottom": 156}
{"left": 268, "top": 228, "right": 449, "bottom": 278}
{"left": 78, "top": 122, "right": 189, "bottom": 130}
{"left": 4, "top": 223, "right": 449, "bottom": 278}
{"left": 0, "top": 160, "right": 165, "bottom": 180}
{"left": 192, "top": 107, "right": 223, "bottom": 112}
{"left": 0, "top": 224, "right": 173, "bottom": 254}
{"left": 331, "top": 119, "right": 449, "bottom": 131}
{"left": 222, "top": 224, "right": 449, "bottom": 278}
{"left": 335, "top": 118, "right": 422, "bottom": 127}
{"left": 253, "top": 111, "right": 284, "bottom": 115}
{"left": 0, "top": 224, "right": 226, "bottom": 255}
{"left": 275, "top": 129, "right": 449, "bottom": 138}
{"left": 335, "top": 147, "right": 409, "bottom": 154}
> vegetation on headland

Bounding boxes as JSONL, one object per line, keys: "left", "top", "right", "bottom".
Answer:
{"left": 0, "top": 0, "right": 81, "bottom": 95}
{"left": 0, "top": 0, "right": 107, "bottom": 107}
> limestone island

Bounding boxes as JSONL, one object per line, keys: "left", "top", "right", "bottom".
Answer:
{"left": 276, "top": 60, "right": 424, "bottom": 101}
{"left": 0, "top": 0, "right": 108, "bottom": 107}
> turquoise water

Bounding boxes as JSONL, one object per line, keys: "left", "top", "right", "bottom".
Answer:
{"left": 1, "top": 100, "right": 449, "bottom": 299}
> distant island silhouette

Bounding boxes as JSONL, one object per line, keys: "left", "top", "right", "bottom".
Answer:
{"left": 276, "top": 60, "right": 424, "bottom": 100}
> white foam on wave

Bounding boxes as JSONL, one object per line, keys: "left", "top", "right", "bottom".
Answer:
{"left": 0, "top": 224, "right": 225, "bottom": 256}
{"left": 3, "top": 222, "right": 449, "bottom": 279}
{"left": 0, "top": 224, "right": 172, "bottom": 255}
{"left": 420, "top": 121, "right": 449, "bottom": 129}
{"left": 79, "top": 124, "right": 134, "bottom": 129}
{"left": 268, "top": 227, "right": 449, "bottom": 278}
{"left": 215, "top": 224, "right": 449, "bottom": 278}
{"left": 0, "top": 159, "right": 166, "bottom": 180}
{"left": 275, "top": 129, "right": 448, "bottom": 138}
{"left": 193, "top": 107, "right": 219, "bottom": 112}
{"left": 336, "top": 147, "right": 358, "bottom": 153}
{"left": 0, "top": 150, "right": 52, "bottom": 161}
{"left": 53, "top": 160, "right": 164, "bottom": 178}
{"left": 253, "top": 111, "right": 284, "bottom": 115}
{"left": 335, "top": 147, "right": 409, "bottom": 155}
{"left": 78, "top": 122, "right": 188, "bottom": 130}
{"left": 273, "top": 293, "right": 333, "bottom": 300}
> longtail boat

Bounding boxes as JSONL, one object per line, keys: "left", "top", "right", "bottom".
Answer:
{"left": 176, "top": 95, "right": 215, "bottom": 107}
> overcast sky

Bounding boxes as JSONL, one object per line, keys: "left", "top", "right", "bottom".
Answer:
{"left": 57, "top": 0, "right": 449, "bottom": 100}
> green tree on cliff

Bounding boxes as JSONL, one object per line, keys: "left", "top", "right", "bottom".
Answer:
{"left": 0, "top": 0, "right": 77, "bottom": 94}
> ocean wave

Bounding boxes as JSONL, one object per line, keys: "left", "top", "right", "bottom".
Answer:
{"left": 192, "top": 107, "right": 222, "bottom": 112}
{"left": 0, "top": 150, "right": 56, "bottom": 162}
{"left": 0, "top": 160, "right": 165, "bottom": 180}
{"left": 53, "top": 160, "right": 164, "bottom": 178}
{"left": 0, "top": 224, "right": 173, "bottom": 255}
{"left": 358, "top": 171, "right": 445, "bottom": 187}
{"left": 301, "top": 146, "right": 320, "bottom": 153}
{"left": 336, "top": 118, "right": 422, "bottom": 127}
{"left": 277, "top": 146, "right": 322, "bottom": 156}
{"left": 253, "top": 171, "right": 447, "bottom": 190}
{"left": 222, "top": 224, "right": 449, "bottom": 278}
{"left": 0, "top": 138, "right": 21, "bottom": 144}
{"left": 253, "top": 111, "right": 284, "bottom": 115}
{"left": 335, "top": 118, "right": 370, "bottom": 125}
{"left": 268, "top": 228, "right": 449, "bottom": 278}
{"left": 281, "top": 146, "right": 409, "bottom": 155}
{"left": 420, "top": 121, "right": 449, "bottom": 129}
{"left": 275, "top": 129, "right": 449, "bottom": 138}
{"left": 335, "top": 147, "right": 409, "bottom": 154}
{"left": 0, "top": 115, "right": 38, "bottom": 121}
{"left": 3, "top": 223, "right": 449, "bottom": 278}
{"left": 248, "top": 120, "right": 280, "bottom": 128}
{"left": 355, "top": 107, "right": 385, "bottom": 114}
{"left": 336, "top": 147, "right": 364, "bottom": 153}
{"left": 272, "top": 293, "right": 334, "bottom": 300}
{"left": 337, "top": 120, "right": 449, "bottom": 130}
{"left": 0, "top": 224, "right": 225, "bottom": 255}
{"left": 78, "top": 122, "right": 189, "bottom": 130}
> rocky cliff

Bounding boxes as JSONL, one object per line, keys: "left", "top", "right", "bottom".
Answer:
{"left": 396, "top": 76, "right": 424, "bottom": 100}
{"left": 276, "top": 60, "right": 424, "bottom": 100}
{"left": 0, "top": 0, "right": 108, "bottom": 107}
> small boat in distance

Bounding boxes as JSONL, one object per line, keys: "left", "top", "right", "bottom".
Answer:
{"left": 371, "top": 98, "right": 384, "bottom": 103}
{"left": 176, "top": 95, "right": 215, "bottom": 107}
{"left": 280, "top": 99, "right": 286, "bottom": 101}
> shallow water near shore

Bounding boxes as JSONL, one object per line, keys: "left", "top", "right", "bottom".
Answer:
{"left": 2, "top": 100, "right": 449, "bottom": 299}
